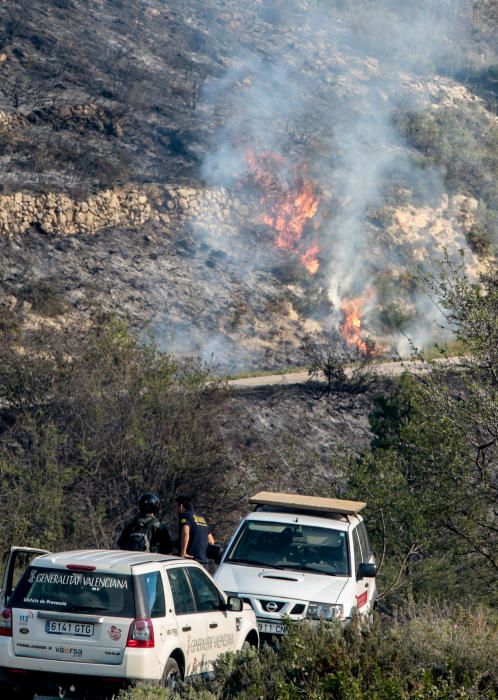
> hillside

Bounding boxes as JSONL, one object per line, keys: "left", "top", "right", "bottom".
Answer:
{"left": 0, "top": 6, "right": 496, "bottom": 698}
{"left": 0, "top": 0, "right": 496, "bottom": 372}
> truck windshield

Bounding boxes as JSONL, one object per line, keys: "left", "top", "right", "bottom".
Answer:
{"left": 9, "top": 567, "right": 135, "bottom": 618}
{"left": 227, "top": 521, "right": 349, "bottom": 576}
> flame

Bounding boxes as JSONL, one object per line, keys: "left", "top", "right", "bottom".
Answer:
{"left": 341, "top": 295, "right": 370, "bottom": 353}
{"left": 246, "top": 150, "right": 321, "bottom": 274}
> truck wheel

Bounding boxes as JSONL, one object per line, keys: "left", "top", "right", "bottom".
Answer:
{"left": 162, "top": 657, "right": 181, "bottom": 691}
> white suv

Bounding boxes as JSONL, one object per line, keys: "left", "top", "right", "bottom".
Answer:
{"left": 214, "top": 492, "right": 377, "bottom": 640}
{"left": 0, "top": 547, "right": 258, "bottom": 699}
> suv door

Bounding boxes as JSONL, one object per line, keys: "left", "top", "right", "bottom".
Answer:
{"left": 0, "top": 547, "right": 50, "bottom": 608}
{"left": 165, "top": 566, "right": 209, "bottom": 677}
{"left": 352, "top": 526, "right": 376, "bottom": 615}
{"left": 186, "top": 566, "right": 237, "bottom": 668}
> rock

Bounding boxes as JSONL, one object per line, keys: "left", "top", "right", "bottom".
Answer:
{"left": 59, "top": 105, "right": 73, "bottom": 119}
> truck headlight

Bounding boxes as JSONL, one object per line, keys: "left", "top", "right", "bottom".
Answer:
{"left": 306, "top": 602, "right": 343, "bottom": 621}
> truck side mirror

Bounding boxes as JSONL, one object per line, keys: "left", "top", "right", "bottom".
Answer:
{"left": 226, "top": 596, "right": 243, "bottom": 612}
{"left": 357, "top": 562, "right": 377, "bottom": 580}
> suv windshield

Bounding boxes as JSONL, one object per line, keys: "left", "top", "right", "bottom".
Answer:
{"left": 10, "top": 567, "right": 135, "bottom": 618}
{"left": 227, "top": 521, "right": 350, "bottom": 576}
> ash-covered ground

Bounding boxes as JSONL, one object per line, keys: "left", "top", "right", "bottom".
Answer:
{"left": 0, "top": 0, "right": 495, "bottom": 373}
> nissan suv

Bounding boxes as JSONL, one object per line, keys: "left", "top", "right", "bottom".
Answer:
{"left": 214, "top": 492, "right": 377, "bottom": 640}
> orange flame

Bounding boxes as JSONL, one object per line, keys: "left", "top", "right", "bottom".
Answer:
{"left": 341, "top": 295, "right": 370, "bottom": 353}
{"left": 246, "top": 150, "right": 320, "bottom": 274}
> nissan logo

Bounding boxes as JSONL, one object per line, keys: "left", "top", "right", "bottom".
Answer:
{"left": 265, "top": 601, "right": 278, "bottom": 612}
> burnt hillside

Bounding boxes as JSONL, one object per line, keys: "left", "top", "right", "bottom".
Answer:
{"left": 0, "top": 0, "right": 497, "bottom": 372}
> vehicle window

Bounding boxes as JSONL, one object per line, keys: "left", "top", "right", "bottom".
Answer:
{"left": 227, "top": 521, "right": 349, "bottom": 576}
{"left": 357, "top": 522, "right": 372, "bottom": 561}
{"left": 9, "top": 567, "right": 135, "bottom": 617}
{"left": 12, "top": 553, "right": 33, "bottom": 591}
{"left": 187, "top": 567, "right": 223, "bottom": 612}
{"left": 353, "top": 528, "right": 362, "bottom": 575}
{"left": 137, "top": 572, "right": 165, "bottom": 618}
{"left": 167, "top": 568, "right": 196, "bottom": 615}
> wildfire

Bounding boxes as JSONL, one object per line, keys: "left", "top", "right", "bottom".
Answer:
{"left": 341, "top": 294, "right": 370, "bottom": 354}
{"left": 246, "top": 150, "right": 321, "bottom": 274}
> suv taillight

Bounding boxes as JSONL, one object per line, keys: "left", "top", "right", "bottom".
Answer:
{"left": 126, "top": 618, "right": 154, "bottom": 648}
{"left": 0, "top": 608, "right": 12, "bottom": 637}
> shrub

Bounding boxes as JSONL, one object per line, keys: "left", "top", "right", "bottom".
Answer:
{"left": 0, "top": 317, "right": 228, "bottom": 552}
{"left": 18, "top": 277, "right": 67, "bottom": 316}
{"left": 396, "top": 106, "right": 498, "bottom": 249}
{"left": 119, "top": 606, "right": 497, "bottom": 699}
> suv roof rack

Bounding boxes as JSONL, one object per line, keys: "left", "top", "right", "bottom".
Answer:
{"left": 249, "top": 491, "right": 366, "bottom": 515}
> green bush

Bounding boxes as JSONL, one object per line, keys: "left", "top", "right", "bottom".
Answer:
{"left": 119, "top": 606, "right": 498, "bottom": 699}
{"left": 0, "top": 317, "right": 228, "bottom": 552}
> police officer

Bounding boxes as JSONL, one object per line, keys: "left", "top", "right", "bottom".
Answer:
{"left": 118, "top": 492, "right": 172, "bottom": 554}
{"left": 176, "top": 495, "right": 215, "bottom": 566}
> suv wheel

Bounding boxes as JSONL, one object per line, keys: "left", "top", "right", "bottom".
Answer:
{"left": 162, "top": 657, "right": 181, "bottom": 691}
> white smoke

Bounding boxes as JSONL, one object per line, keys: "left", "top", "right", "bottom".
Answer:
{"left": 179, "top": 0, "right": 482, "bottom": 364}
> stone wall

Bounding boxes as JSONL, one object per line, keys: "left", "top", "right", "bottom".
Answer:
{"left": 0, "top": 184, "right": 246, "bottom": 237}
{"left": 0, "top": 110, "right": 26, "bottom": 130}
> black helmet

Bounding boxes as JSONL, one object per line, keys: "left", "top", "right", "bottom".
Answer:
{"left": 139, "top": 492, "right": 161, "bottom": 515}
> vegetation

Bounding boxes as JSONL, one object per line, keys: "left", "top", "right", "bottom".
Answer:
{"left": 337, "top": 260, "right": 497, "bottom": 608}
{"left": 0, "top": 316, "right": 228, "bottom": 551}
{"left": 119, "top": 607, "right": 497, "bottom": 699}
{"left": 396, "top": 105, "right": 498, "bottom": 251}
{"left": 0, "top": 0, "right": 497, "bottom": 696}
{"left": 118, "top": 258, "right": 497, "bottom": 698}
{"left": 301, "top": 328, "right": 377, "bottom": 396}
{"left": 0, "top": 264, "right": 495, "bottom": 698}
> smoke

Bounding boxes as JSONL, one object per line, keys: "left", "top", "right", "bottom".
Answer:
{"left": 181, "top": 0, "right": 481, "bottom": 364}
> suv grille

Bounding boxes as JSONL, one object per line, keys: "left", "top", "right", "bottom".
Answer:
{"left": 260, "top": 600, "right": 285, "bottom": 613}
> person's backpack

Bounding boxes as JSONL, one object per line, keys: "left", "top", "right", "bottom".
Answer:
{"left": 126, "top": 517, "right": 157, "bottom": 552}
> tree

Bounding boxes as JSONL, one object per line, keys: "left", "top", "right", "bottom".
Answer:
{"left": 302, "top": 328, "right": 377, "bottom": 397}
{"left": 0, "top": 316, "right": 229, "bottom": 551}
{"left": 0, "top": 75, "right": 42, "bottom": 112}
{"left": 419, "top": 259, "right": 497, "bottom": 569}
{"left": 343, "top": 259, "right": 498, "bottom": 605}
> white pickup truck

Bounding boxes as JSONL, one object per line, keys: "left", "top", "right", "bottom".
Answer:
{"left": 214, "top": 492, "right": 377, "bottom": 640}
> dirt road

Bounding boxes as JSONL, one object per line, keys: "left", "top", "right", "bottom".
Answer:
{"left": 228, "top": 357, "right": 459, "bottom": 388}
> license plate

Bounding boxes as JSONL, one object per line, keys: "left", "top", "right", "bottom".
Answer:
{"left": 257, "top": 622, "right": 285, "bottom": 634}
{"left": 45, "top": 621, "right": 94, "bottom": 637}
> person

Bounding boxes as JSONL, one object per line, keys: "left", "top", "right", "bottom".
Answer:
{"left": 118, "top": 492, "right": 172, "bottom": 554}
{"left": 176, "top": 495, "right": 215, "bottom": 567}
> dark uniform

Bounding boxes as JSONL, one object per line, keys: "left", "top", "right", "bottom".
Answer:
{"left": 117, "top": 515, "right": 172, "bottom": 554}
{"left": 179, "top": 510, "right": 211, "bottom": 565}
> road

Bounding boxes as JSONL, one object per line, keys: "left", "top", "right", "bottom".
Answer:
{"left": 227, "top": 357, "right": 459, "bottom": 388}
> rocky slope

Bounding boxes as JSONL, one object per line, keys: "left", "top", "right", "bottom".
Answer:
{"left": 0, "top": 0, "right": 496, "bottom": 372}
